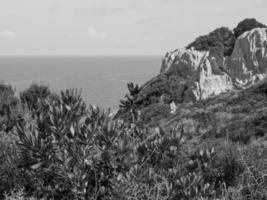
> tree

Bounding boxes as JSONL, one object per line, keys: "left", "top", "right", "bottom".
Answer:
{"left": 233, "top": 18, "right": 266, "bottom": 38}
{"left": 187, "top": 27, "right": 235, "bottom": 56}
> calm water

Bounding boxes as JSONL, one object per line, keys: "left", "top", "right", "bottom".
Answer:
{"left": 0, "top": 56, "right": 161, "bottom": 110}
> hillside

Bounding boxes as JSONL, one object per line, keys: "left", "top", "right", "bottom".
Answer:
{"left": 1, "top": 18, "right": 267, "bottom": 200}
{"left": 118, "top": 19, "right": 267, "bottom": 129}
{"left": 162, "top": 78, "right": 267, "bottom": 145}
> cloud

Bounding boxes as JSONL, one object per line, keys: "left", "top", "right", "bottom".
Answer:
{"left": 68, "top": 27, "right": 108, "bottom": 41}
{"left": 137, "top": 16, "right": 173, "bottom": 26}
{"left": 87, "top": 27, "right": 108, "bottom": 40}
{"left": 127, "top": 1, "right": 139, "bottom": 10}
{"left": 75, "top": 5, "right": 121, "bottom": 16}
{"left": 75, "top": 2, "right": 138, "bottom": 17}
{"left": 49, "top": 4, "right": 61, "bottom": 14}
{"left": 0, "top": 30, "right": 16, "bottom": 40}
{"left": 90, "top": 5, "right": 120, "bottom": 16}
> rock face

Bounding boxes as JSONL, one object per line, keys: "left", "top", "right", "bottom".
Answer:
{"left": 160, "top": 48, "right": 233, "bottom": 101}
{"left": 146, "top": 28, "right": 267, "bottom": 104}
{"left": 227, "top": 28, "right": 267, "bottom": 88}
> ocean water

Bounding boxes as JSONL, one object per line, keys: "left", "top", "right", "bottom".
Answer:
{"left": 0, "top": 56, "right": 161, "bottom": 110}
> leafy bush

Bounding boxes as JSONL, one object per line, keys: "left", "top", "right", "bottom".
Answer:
{"left": 0, "top": 132, "right": 25, "bottom": 199}
{"left": 0, "top": 83, "right": 265, "bottom": 200}
{"left": 20, "top": 83, "right": 51, "bottom": 111}
{"left": 140, "top": 103, "right": 171, "bottom": 124}
{"left": 233, "top": 18, "right": 266, "bottom": 38}
{"left": 187, "top": 27, "right": 235, "bottom": 56}
{"left": 0, "top": 83, "right": 20, "bottom": 132}
{"left": 14, "top": 88, "right": 233, "bottom": 199}
{"left": 119, "top": 82, "right": 141, "bottom": 122}
{"left": 4, "top": 189, "right": 36, "bottom": 200}
{"left": 237, "top": 143, "right": 267, "bottom": 200}
{"left": 186, "top": 18, "right": 267, "bottom": 58}
{"left": 15, "top": 89, "right": 124, "bottom": 199}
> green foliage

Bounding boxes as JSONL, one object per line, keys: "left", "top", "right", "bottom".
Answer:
{"left": 187, "top": 27, "right": 235, "bottom": 56}
{"left": 20, "top": 83, "right": 51, "bottom": 111}
{"left": 12, "top": 88, "right": 229, "bottom": 199}
{"left": 140, "top": 103, "right": 171, "bottom": 124}
{"left": 0, "top": 83, "right": 266, "bottom": 200}
{"left": 0, "top": 83, "right": 19, "bottom": 132}
{"left": 237, "top": 144, "right": 267, "bottom": 200}
{"left": 4, "top": 189, "right": 37, "bottom": 200}
{"left": 119, "top": 82, "right": 141, "bottom": 122}
{"left": 186, "top": 18, "right": 267, "bottom": 58}
{"left": 0, "top": 132, "right": 25, "bottom": 199}
{"left": 133, "top": 74, "right": 190, "bottom": 111}
{"left": 233, "top": 18, "right": 267, "bottom": 38}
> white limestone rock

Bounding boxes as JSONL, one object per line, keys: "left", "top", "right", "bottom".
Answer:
{"left": 160, "top": 28, "right": 267, "bottom": 102}
{"left": 160, "top": 48, "right": 233, "bottom": 101}
{"left": 227, "top": 28, "right": 267, "bottom": 88}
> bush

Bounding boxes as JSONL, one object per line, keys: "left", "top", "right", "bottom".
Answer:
{"left": 15, "top": 89, "right": 123, "bottom": 199}
{"left": 0, "top": 83, "right": 19, "bottom": 132}
{"left": 187, "top": 27, "right": 235, "bottom": 56}
{"left": 0, "top": 132, "right": 25, "bottom": 199}
{"left": 237, "top": 143, "right": 267, "bottom": 200}
{"left": 4, "top": 189, "right": 36, "bottom": 200}
{"left": 186, "top": 18, "right": 267, "bottom": 58}
{"left": 15, "top": 88, "right": 232, "bottom": 199}
{"left": 20, "top": 83, "right": 51, "bottom": 111}
{"left": 140, "top": 103, "right": 171, "bottom": 124}
{"left": 0, "top": 84, "right": 265, "bottom": 200}
{"left": 233, "top": 18, "right": 266, "bottom": 38}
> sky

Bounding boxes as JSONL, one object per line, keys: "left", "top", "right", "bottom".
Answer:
{"left": 0, "top": 0, "right": 267, "bottom": 56}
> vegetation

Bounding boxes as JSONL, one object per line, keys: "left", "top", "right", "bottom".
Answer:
{"left": 187, "top": 18, "right": 266, "bottom": 57}
{"left": 233, "top": 18, "right": 267, "bottom": 38}
{"left": 20, "top": 83, "right": 51, "bottom": 110}
{"left": 0, "top": 83, "right": 19, "bottom": 132}
{"left": 187, "top": 27, "right": 235, "bottom": 56}
{"left": 0, "top": 81, "right": 266, "bottom": 200}
{"left": 1, "top": 18, "right": 267, "bottom": 200}
{"left": 127, "top": 18, "right": 267, "bottom": 118}
{"left": 119, "top": 82, "right": 141, "bottom": 122}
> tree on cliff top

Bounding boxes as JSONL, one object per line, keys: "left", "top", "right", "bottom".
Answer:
{"left": 233, "top": 18, "right": 267, "bottom": 38}
{"left": 186, "top": 27, "right": 235, "bottom": 56}
{"left": 186, "top": 18, "right": 266, "bottom": 57}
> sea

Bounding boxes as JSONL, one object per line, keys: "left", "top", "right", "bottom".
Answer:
{"left": 0, "top": 56, "right": 161, "bottom": 111}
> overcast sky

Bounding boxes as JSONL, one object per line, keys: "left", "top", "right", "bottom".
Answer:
{"left": 0, "top": 0, "right": 266, "bottom": 55}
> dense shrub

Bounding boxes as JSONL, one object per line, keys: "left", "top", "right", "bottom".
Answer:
{"left": 0, "top": 132, "right": 25, "bottom": 199}
{"left": 233, "top": 18, "right": 267, "bottom": 38}
{"left": 140, "top": 103, "right": 171, "bottom": 124}
{"left": 14, "top": 92, "right": 246, "bottom": 200}
{"left": 12, "top": 88, "right": 227, "bottom": 199}
{"left": 4, "top": 189, "right": 36, "bottom": 200}
{"left": 20, "top": 83, "right": 51, "bottom": 110}
{"left": 0, "top": 83, "right": 19, "bottom": 132}
{"left": 119, "top": 82, "right": 141, "bottom": 122}
{"left": 187, "top": 27, "right": 235, "bottom": 56}
{"left": 186, "top": 18, "right": 267, "bottom": 58}
{"left": 0, "top": 83, "right": 266, "bottom": 200}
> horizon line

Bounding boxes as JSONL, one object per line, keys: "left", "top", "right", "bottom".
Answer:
{"left": 0, "top": 54, "right": 163, "bottom": 57}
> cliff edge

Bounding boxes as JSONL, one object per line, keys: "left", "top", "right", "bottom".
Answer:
{"left": 135, "top": 20, "right": 267, "bottom": 107}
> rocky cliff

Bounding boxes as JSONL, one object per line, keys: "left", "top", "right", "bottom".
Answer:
{"left": 117, "top": 19, "right": 267, "bottom": 133}
{"left": 136, "top": 27, "right": 267, "bottom": 107}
